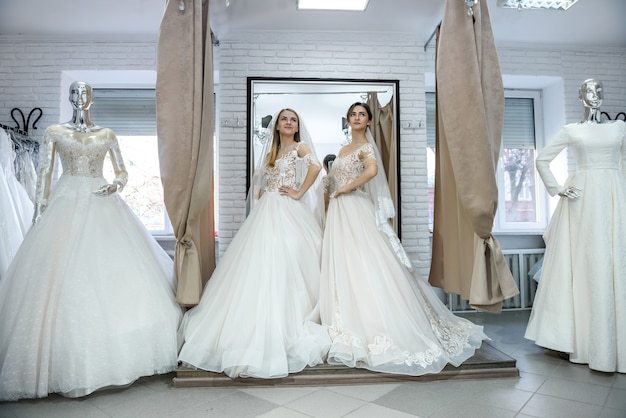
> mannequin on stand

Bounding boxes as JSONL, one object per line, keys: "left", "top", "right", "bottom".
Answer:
{"left": 525, "top": 79, "right": 626, "bottom": 373}
{"left": 0, "top": 81, "right": 183, "bottom": 401}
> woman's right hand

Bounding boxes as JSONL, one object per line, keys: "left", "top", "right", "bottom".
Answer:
{"left": 333, "top": 186, "right": 352, "bottom": 199}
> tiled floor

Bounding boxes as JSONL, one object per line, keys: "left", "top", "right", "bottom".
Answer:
{"left": 1, "top": 310, "right": 625, "bottom": 418}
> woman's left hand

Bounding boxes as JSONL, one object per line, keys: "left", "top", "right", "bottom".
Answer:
{"left": 279, "top": 185, "right": 300, "bottom": 200}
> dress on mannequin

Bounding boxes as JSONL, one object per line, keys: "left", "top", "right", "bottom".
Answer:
{"left": 525, "top": 79, "right": 626, "bottom": 373}
{"left": 0, "top": 128, "right": 33, "bottom": 279}
{"left": 320, "top": 103, "right": 487, "bottom": 376}
{"left": 178, "top": 109, "right": 330, "bottom": 379}
{"left": 0, "top": 82, "right": 183, "bottom": 400}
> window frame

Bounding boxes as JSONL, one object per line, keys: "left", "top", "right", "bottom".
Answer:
{"left": 92, "top": 87, "right": 174, "bottom": 236}
{"left": 494, "top": 89, "right": 547, "bottom": 233}
{"left": 426, "top": 88, "right": 548, "bottom": 234}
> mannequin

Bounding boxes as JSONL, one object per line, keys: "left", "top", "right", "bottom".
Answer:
{"left": 62, "top": 80, "right": 101, "bottom": 132}
{"left": 62, "top": 81, "right": 122, "bottom": 197}
{"left": 0, "top": 81, "right": 182, "bottom": 400}
{"left": 524, "top": 79, "right": 626, "bottom": 373}
{"left": 32, "top": 81, "right": 122, "bottom": 224}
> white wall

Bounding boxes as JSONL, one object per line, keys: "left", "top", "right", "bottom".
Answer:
{"left": 1, "top": 33, "right": 625, "bottom": 276}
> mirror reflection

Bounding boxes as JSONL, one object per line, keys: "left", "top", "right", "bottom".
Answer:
{"left": 247, "top": 77, "right": 401, "bottom": 234}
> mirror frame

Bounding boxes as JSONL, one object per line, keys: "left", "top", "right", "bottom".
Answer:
{"left": 246, "top": 77, "right": 401, "bottom": 236}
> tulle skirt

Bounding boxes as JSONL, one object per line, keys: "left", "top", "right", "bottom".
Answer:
{"left": 0, "top": 175, "right": 182, "bottom": 401}
{"left": 320, "top": 192, "right": 487, "bottom": 375}
{"left": 0, "top": 164, "right": 32, "bottom": 279}
{"left": 178, "top": 191, "right": 330, "bottom": 378}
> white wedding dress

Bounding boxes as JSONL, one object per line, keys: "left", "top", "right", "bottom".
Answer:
{"left": 525, "top": 120, "right": 626, "bottom": 373}
{"left": 0, "top": 129, "right": 33, "bottom": 279}
{"left": 178, "top": 144, "right": 330, "bottom": 378}
{"left": 320, "top": 143, "right": 487, "bottom": 376}
{"left": 0, "top": 125, "right": 183, "bottom": 401}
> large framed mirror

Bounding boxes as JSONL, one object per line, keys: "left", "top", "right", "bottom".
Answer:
{"left": 247, "top": 77, "right": 401, "bottom": 235}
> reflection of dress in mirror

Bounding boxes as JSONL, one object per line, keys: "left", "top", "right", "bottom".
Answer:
{"left": 525, "top": 79, "right": 626, "bottom": 373}
{"left": 0, "top": 81, "right": 183, "bottom": 401}
{"left": 320, "top": 103, "right": 487, "bottom": 375}
{"left": 178, "top": 108, "right": 329, "bottom": 378}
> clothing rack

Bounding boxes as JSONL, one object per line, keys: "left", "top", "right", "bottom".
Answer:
{"left": 4, "top": 107, "right": 43, "bottom": 135}
{"left": 423, "top": 21, "right": 441, "bottom": 52}
{"left": 1, "top": 107, "right": 43, "bottom": 164}
{"left": 601, "top": 111, "right": 626, "bottom": 121}
{"left": 0, "top": 122, "right": 28, "bottom": 137}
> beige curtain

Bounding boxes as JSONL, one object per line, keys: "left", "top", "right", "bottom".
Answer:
{"left": 156, "top": 0, "right": 216, "bottom": 307}
{"left": 428, "top": 0, "right": 518, "bottom": 313}
{"left": 367, "top": 92, "right": 396, "bottom": 229}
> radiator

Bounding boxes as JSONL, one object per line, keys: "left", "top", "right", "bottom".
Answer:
{"left": 446, "top": 249, "right": 545, "bottom": 312}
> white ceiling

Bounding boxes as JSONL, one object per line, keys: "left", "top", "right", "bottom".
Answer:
{"left": 0, "top": 0, "right": 625, "bottom": 49}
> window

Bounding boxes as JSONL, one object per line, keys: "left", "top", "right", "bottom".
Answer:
{"left": 91, "top": 89, "right": 173, "bottom": 235}
{"left": 426, "top": 89, "right": 546, "bottom": 233}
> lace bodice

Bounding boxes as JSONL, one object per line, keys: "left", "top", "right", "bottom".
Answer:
{"left": 35, "top": 125, "right": 128, "bottom": 206}
{"left": 331, "top": 143, "right": 376, "bottom": 193}
{"left": 263, "top": 144, "right": 319, "bottom": 192}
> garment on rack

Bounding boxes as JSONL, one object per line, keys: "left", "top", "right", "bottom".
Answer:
{"left": 9, "top": 131, "right": 38, "bottom": 203}
{"left": 0, "top": 128, "right": 32, "bottom": 279}
{"left": 0, "top": 125, "right": 183, "bottom": 400}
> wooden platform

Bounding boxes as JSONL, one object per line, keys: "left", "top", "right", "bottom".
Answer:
{"left": 172, "top": 342, "right": 518, "bottom": 388}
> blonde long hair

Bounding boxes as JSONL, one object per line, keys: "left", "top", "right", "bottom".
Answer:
{"left": 266, "top": 108, "right": 302, "bottom": 167}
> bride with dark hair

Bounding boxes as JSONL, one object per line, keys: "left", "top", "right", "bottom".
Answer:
{"left": 320, "top": 102, "right": 487, "bottom": 376}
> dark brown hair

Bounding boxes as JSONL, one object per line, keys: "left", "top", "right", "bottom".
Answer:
{"left": 346, "top": 102, "right": 373, "bottom": 121}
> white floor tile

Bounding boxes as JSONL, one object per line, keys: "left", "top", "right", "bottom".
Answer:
{"left": 325, "top": 383, "right": 400, "bottom": 402}
{"left": 343, "top": 403, "right": 422, "bottom": 418}
{"left": 256, "top": 406, "right": 313, "bottom": 418}
{"left": 284, "top": 388, "right": 366, "bottom": 418}
{"left": 239, "top": 386, "right": 322, "bottom": 405}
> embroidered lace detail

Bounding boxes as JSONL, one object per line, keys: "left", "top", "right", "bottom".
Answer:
{"left": 332, "top": 143, "right": 412, "bottom": 268}
{"left": 47, "top": 128, "right": 116, "bottom": 178}
{"left": 328, "top": 311, "right": 444, "bottom": 367}
{"left": 420, "top": 296, "right": 475, "bottom": 357}
{"left": 328, "top": 292, "right": 476, "bottom": 367}
{"left": 331, "top": 143, "right": 374, "bottom": 195}
{"left": 35, "top": 125, "right": 128, "bottom": 208}
{"left": 263, "top": 144, "right": 320, "bottom": 193}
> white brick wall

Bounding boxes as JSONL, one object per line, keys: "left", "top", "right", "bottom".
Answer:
{"left": 0, "top": 38, "right": 157, "bottom": 132}
{"left": 1, "top": 34, "right": 625, "bottom": 277}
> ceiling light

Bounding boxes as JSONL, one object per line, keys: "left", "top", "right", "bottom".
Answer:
{"left": 297, "top": 0, "right": 369, "bottom": 11}
{"left": 496, "top": 0, "right": 579, "bottom": 10}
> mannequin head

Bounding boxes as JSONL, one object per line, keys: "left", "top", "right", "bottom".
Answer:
{"left": 579, "top": 79, "right": 603, "bottom": 110}
{"left": 69, "top": 81, "right": 94, "bottom": 111}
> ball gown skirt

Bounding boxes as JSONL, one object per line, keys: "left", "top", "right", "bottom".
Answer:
{"left": 320, "top": 192, "right": 487, "bottom": 376}
{"left": 178, "top": 191, "right": 330, "bottom": 379}
{"left": 0, "top": 175, "right": 183, "bottom": 401}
